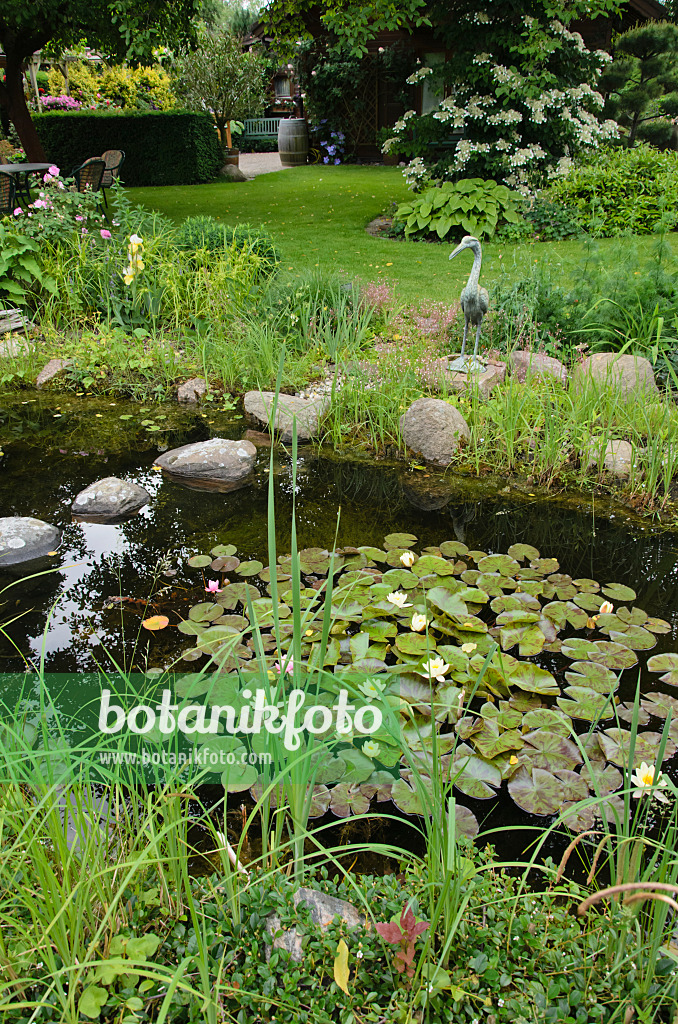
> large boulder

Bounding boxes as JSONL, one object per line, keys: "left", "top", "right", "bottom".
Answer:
{"left": 0, "top": 517, "right": 61, "bottom": 565}
{"left": 72, "top": 477, "right": 151, "bottom": 522}
{"left": 399, "top": 397, "right": 470, "bottom": 468}
{"left": 177, "top": 377, "right": 207, "bottom": 403}
{"left": 510, "top": 350, "right": 567, "bottom": 386}
{"left": 570, "top": 353, "right": 659, "bottom": 399}
{"left": 244, "top": 391, "right": 328, "bottom": 442}
{"left": 154, "top": 437, "right": 256, "bottom": 491}
{"left": 584, "top": 438, "right": 635, "bottom": 479}
{"left": 265, "top": 887, "right": 365, "bottom": 963}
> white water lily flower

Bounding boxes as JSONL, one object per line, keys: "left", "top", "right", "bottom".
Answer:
{"left": 631, "top": 762, "right": 670, "bottom": 804}
{"left": 363, "top": 740, "right": 381, "bottom": 758}
{"left": 359, "top": 678, "right": 386, "bottom": 700}
{"left": 461, "top": 642, "right": 477, "bottom": 654}
{"left": 421, "top": 657, "right": 450, "bottom": 682}
{"left": 400, "top": 550, "right": 415, "bottom": 567}
{"left": 387, "top": 591, "right": 411, "bottom": 609}
{"left": 599, "top": 600, "right": 614, "bottom": 614}
{"left": 411, "top": 612, "right": 428, "bottom": 632}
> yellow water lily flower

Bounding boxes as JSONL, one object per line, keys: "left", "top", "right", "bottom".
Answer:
{"left": 599, "top": 600, "right": 614, "bottom": 615}
{"left": 387, "top": 591, "right": 412, "bottom": 609}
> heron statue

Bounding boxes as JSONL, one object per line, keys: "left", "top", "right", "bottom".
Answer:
{"left": 448, "top": 235, "right": 488, "bottom": 374}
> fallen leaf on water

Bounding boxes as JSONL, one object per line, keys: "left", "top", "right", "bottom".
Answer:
{"left": 142, "top": 615, "right": 170, "bottom": 631}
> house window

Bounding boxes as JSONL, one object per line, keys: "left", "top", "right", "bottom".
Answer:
{"left": 421, "top": 52, "right": 445, "bottom": 115}
{"left": 274, "top": 76, "right": 292, "bottom": 99}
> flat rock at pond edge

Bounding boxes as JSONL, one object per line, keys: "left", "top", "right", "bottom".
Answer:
{"left": 244, "top": 391, "right": 328, "bottom": 441}
{"left": 36, "top": 358, "right": 73, "bottom": 388}
{"left": 265, "top": 887, "right": 365, "bottom": 963}
{"left": 154, "top": 437, "right": 257, "bottom": 491}
{"left": 0, "top": 516, "right": 61, "bottom": 565}
{"left": 510, "top": 350, "right": 567, "bottom": 386}
{"left": 584, "top": 438, "right": 635, "bottom": 478}
{"left": 570, "top": 353, "right": 659, "bottom": 399}
{"left": 71, "top": 477, "right": 152, "bottom": 522}
{"left": 399, "top": 397, "right": 470, "bottom": 468}
{"left": 177, "top": 377, "right": 207, "bottom": 403}
{"left": 0, "top": 337, "right": 30, "bottom": 357}
{"left": 448, "top": 357, "right": 506, "bottom": 399}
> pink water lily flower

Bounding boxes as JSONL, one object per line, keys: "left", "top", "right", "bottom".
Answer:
{"left": 205, "top": 580, "right": 223, "bottom": 594}
{"left": 275, "top": 657, "right": 294, "bottom": 674}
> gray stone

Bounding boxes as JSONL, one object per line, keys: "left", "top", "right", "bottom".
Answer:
{"left": 570, "top": 353, "right": 659, "bottom": 399}
{"left": 365, "top": 215, "right": 392, "bottom": 237}
{"left": 244, "top": 391, "right": 328, "bottom": 442}
{"left": 154, "top": 437, "right": 257, "bottom": 491}
{"left": 219, "top": 164, "right": 248, "bottom": 182}
{"left": 36, "top": 358, "right": 73, "bottom": 388}
{"left": 399, "top": 397, "right": 470, "bottom": 468}
{"left": 0, "top": 337, "right": 29, "bottom": 357}
{"left": 177, "top": 377, "right": 208, "bottom": 403}
{"left": 585, "top": 437, "right": 635, "bottom": 478}
{"left": 265, "top": 887, "right": 365, "bottom": 962}
{"left": 448, "top": 357, "right": 506, "bottom": 399}
{"left": 72, "top": 476, "right": 151, "bottom": 522}
{"left": 510, "top": 350, "right": 567, "bottom": 386}
{"left": 0, "top": 516, "right": 61, "bottom": 565}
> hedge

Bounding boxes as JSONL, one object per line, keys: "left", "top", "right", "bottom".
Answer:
{"left": 33, "top": 110, "right": 222, "bottom": 186}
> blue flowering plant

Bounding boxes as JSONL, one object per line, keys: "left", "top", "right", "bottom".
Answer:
{"left": 311, "top": 121, "right": 346, "bottom": 165}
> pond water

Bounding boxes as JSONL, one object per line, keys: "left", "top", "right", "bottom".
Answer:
{"left": 2, "top": 392, "right": 678, "bottom": 862}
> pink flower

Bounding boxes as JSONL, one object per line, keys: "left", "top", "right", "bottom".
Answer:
{"left": 48, "top": 165, "right": 60, "bottom": 176}
{"left": 81, "top": 227, "right": 88, "bottom": 235}
{"left": 100, "top": 228, "right": 112, "bottom": 239}
{"left": 274, "top": 657, "right": 294, "bottom": 674}
{"left": 75, "top": 215, "right": 84, "bottom": 222}
{"left": 32, "top": 199, "right": 47, "bottom": 209}
{"left": 205, "top": 580, "right": 223, "bottom": 594}
{"left": 13, "top": 207, "right": 22, "bottom": 216}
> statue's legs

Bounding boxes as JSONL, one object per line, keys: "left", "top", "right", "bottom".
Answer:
{"left": 472, "top": 319, "right": 482, "bottom": 358}
{"left": 449, "top": 316, "right": 485, "bottom": 374}
{"left": 460, "top": 318, "right": 468, "bottom": 357}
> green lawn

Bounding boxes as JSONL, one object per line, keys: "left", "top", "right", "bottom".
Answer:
{"left": 127, "top": 165, "right": 678, "bottom": 305}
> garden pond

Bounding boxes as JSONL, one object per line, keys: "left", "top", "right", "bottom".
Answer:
{"left": 2, "top": 391, "right": 678, "bottom": 860}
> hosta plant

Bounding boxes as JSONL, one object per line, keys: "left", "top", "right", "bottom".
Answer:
{"left": 392, "top": 179, "right": 521, "bottom": 241}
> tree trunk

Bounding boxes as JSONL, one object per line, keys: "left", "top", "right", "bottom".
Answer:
{"left": 0, "top": 52, "right": 47, "bottom": 161}
{"left": 226, "top": 119, "right": 232, "bottom": 149}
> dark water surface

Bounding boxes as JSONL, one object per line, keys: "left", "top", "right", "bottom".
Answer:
{"left": 2, "top": 392, "right": 678, "bottom": 863}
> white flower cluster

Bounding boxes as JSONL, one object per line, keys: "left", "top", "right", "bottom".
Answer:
{"left": 475, "top": 11, "right": 490, "bottom": 23}
{"left": 381, "top": 136, "right": 398, "bottom": 153}
{"left": 403, "top": 157, "right": 430, "bottom": 191}
{"left": 432, "top": 106, "right": 466, "bottom": 127}
{"left": 472, "top": 53, "right": 491, "bottom": 65}
{"left": 488, "top": 108, "right": 523, "bottom": 126}
{"left": 596, "top": 49, "right": 613, "bottom": 64}
{"left": 494, "top": 138, "right": 512, "bottom": 151}
{"left": 550, "top": 20, "right": 586, "bottom": 51}
{"left": 492, "top": 64, "right": 524, "bottom": 87}
{"left": 451, "top": 139, "right": 490, "bottom": 170}
{"left": 392, "top": 109, "right": 417, "bottom": 132}
{"left": 524, "top": 98, "right": 547, "bottom": 124}
{"left": 523, "top": 15, "right": 536, "bottom": 29}
{"left": 406, "top": 66, "right": 434, "bottom": 85}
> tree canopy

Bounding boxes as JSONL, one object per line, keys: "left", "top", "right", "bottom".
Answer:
{"left": 0, "top": 0, "right": 200, "bottom": 159}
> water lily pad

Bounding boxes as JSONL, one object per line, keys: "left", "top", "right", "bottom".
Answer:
{"left": 573, "top": 592, "right": 605, "bottom": 613}
{"left": 508, "top": 766, "right": 565, "bottom": 816}
{"left": 426, "top": 587, "right": 468, "bottom": 619}
{"left": 644, "top": 617, "right": 672, "bottom": 634}
{"left": 616, "top": 703, "right": 650, "bottom": 725}
{"left": 564, "top": 661, "right": 618, "bottom": 694}
{"left": 492, "top": 593, "right": 541, "bottom": 615}
{"left": 384, "top": 532, "right": 417, "bottom": 550}
{"left": 217, "top": 583, "right": 260, "bottom": 609}
{"left": 557, "top": 686, "right": 615, "bottom": 722}
{"left": 507, "top": 543, "right": 540, "bottom": 562}
{"left": 602, "top": 583, "right": 636, "bottom": 602}
{"left": 580, "top": 762, "right": 623, "bottom": 796}
{"left": 187, "top": 555, "right": 212, "bottom": 568}
{"left": 221, "top": 761, "right": 259, "bottom": 793}
{"left": 440, "top": 540, "right": 469, "bottom": 557}
{"left": 211, "top": 555, "right": 240, "bottom": 573}
{"left": 391, "top": 776, "right": 432, "bottom": 815}
{"left": 542, "top": 601, "right": 588, "bottom": 631}
{"left": 455, "top": 803, "right": 480, "bottom": 839}
{"left": 452, "top": 752, "right": 501, "bottom": 799}
{"left": 608, "top": 626, "right": 656, "bottom": 652}
{"left": 598, "top": 729, "right": 675, "bottom": 767}
{"left": 508, "top": 663, "right": 559, "bottom": 696}
{"left": 641, "top": 691, "right": 678, "bottom": 720}
{"left": 174, "top": 673, "right": 210, "bottom": 698}
{"left": 329, "top": 782, "right": 371, "bottom": 817}
{"left": 259, "top": 566, "right": 292, "bottom": 583}
{"left": 395, "top": 632, "right": 435, "bottom": 657}
{"left": 472, "top": 573, "right": 507, "bottom": 597}
{"left": 472, "top": 724, "right": 524, "bottom": 760}
{"left": 530, "top": 557, "right": 559, "bottom": 574}
{"left": 573, "top": 578, "right": 600, "bottom": 593}
{"left": 555, "top": 769, "right": 589, "bottom": 804}
{"left": 477, "top": 554, "right": 521, "bottom": 576}
{"left": 236, "top": 560, "right": 263, "bottom": 577}
{"left": 412, "top": 555, "right": 457, "bottom": 578}
{"left": 522, "top": 708, "right": 571, "bottom": 736}
{"left": 211, "top": 544, "right": 237, "bottom": 557}
{"left": 561, "top": 638, "right": 600, "bottom": 661}
{"left": 521, "top": 730, "right": 582, "bottom": 771}
{"left": 188, "top": 602, "right": 223, "bottom": 623}
{"left": 615, "top": 607, "right": 648, "bottom": 626}
{"left": 358, "top": 545, "right": 389, "bottom": 563}
{"left": 589, "top": 641, "right": 638, "bottom": 670}
{"left": 181, "top": 648, "right": 203, "bottom": 662}
{"left": 647, "top": 653, "right": 678, "bottom": 685}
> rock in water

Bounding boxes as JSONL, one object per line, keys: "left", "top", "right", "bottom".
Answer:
{"left": 570, "top": 353, "right": 658, "bottom": 399}
{"left": 177, "top": 377, "right": 207, "bottom": 403}
{"left": 154, "top": 438, "right": 257, "bottom": 491}
{"left": 72, "top": 477, "right": 152, "bottom": 522}
{"left": 0, "top": 517, "right": 61, "bottom": 565}
{"left": 244, "top": 391, "right": 328, "bottom": 441}
{"left": 399, "top": 397, "right": 470, "bottom": 468}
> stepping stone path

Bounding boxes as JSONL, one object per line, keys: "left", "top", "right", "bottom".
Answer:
{"left": 154, "top": 437, "right": 256, "bottom": 490}
{"left": 399, "top": 396, "right": 470, "bottom": 468}
{"left": 265, "top": 887, "right": 364, "bottom": 963}
{"left": 244, "top": 391, "right": 328, "bottom": 442}
{"left": 570, "top": 353, "right": 659, "bottom": 399}
{"left": 36, "top": 358, "right": 73, "bottom": 388}
{"left": 0, "top": 516, "right": 61, "bottom": 565}
{"left": 177, "top": 377, "right": 207, "bottom": 403}
{"left": 510, "top": 350, "right": 567, "bottom": 386}
{"left": 584, "top": 438, "right": 635, "bottom": 479}
{"left": 72, "top": 477, "right": 152, "bottom": 521}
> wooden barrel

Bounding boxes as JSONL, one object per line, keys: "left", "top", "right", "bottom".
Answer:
{"left": 278, "top": 118, "right": 309, "bottom": 167}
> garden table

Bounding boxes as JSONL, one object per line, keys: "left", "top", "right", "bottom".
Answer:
{"left": 0, "top": 163, "right": 52, "bottom": 207}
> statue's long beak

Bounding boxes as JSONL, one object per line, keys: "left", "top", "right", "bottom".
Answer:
{"left": 449, "top": 242, "right": 465, "bottom": 260}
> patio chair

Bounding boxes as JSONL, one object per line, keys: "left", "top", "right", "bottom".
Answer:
{"left": 71, "top": 158, "right": 106, "bottom": 194}
{"left": 0, "top": 170, "right": 18, "bottom": 216}
{"left": 99, "top": 149, "right": 125, "bottom": 207}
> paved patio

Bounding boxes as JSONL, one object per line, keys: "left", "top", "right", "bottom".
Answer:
{"left": 239, "top": 152, "right": 290, "bottom": 178}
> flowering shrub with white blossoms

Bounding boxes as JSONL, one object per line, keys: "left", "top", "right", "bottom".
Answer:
{"left": 382, "top": 0, "right": 622, "bottom": 192}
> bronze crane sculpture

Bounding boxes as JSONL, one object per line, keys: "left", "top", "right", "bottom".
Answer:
{"left": 448, "top": 235, "right": 488, "bottom": 373}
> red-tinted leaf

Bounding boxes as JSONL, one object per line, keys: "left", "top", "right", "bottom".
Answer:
{"left": 375, "top": 921, "right": 403, "bottom": 944}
